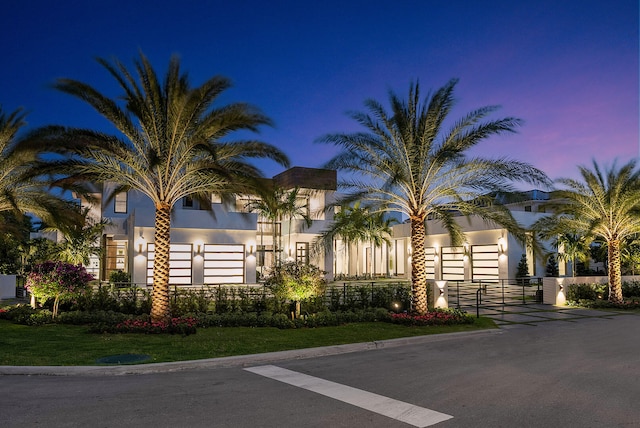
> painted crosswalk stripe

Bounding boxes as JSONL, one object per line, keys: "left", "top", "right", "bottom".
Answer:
{"left": 244, "top": 365, "right": 452, "bottom": 427}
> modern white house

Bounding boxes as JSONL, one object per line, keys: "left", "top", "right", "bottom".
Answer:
{"left": 73, "top": 167, "right": 559, "bottom": 285}
{"left": 88, "top": 167, "right": 337, "bottom": 285}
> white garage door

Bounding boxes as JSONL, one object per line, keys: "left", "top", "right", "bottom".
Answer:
{"left": 472, "top": 244, "right": 499, "bottom": 281}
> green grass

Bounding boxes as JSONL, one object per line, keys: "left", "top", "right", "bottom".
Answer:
{"left": 0, "top": 318, "right": 495, "bottom": 366}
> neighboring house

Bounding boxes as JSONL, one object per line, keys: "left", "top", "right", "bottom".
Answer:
{"left": 75, "top": 168, "right": 566, "bottom": 285}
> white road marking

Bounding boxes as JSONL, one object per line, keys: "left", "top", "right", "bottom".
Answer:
{"left": 244, "top": 365, "right": 453, "bottom": 427}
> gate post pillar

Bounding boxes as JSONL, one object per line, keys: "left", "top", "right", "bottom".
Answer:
{"left": 434, "top": 280, "right": 448, "bottom": 308}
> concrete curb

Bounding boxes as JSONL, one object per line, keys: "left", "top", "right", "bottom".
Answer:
{"left": 0, "top": 328, "right": 501, "bottom": 377}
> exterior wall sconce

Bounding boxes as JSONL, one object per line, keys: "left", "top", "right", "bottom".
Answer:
{"left": 136, "top": 235, "right": 146, "bottom": 254}
{"left": 436, "top": 280, "right": 446, "bottom": 296}
{"left": 249, "top": 245, "right": 255, "bottom": 255}
{"left": 193, "top": 241, "right": 204, "bottom": 257}
{"left": 497, "top": 237, "right": 506, "bottom": 255}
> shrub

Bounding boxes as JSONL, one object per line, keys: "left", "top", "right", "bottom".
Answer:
{"left": 109, "top": 270, "right": 130, "bottom": 286}
{"left": 388, "top": 308, "right": 474, "bottom": 326}
{"left": 90, "top": 316, "right": 198, "bottom": 335}
{"left": 622, "top": 281, "right": 640, "bottom": 298}
{"left": 25, "top": 262, "right": 94, "bottom": 317}
{"left": 264, "top": 262, "right": 326, "bottom": 318}
{"left": 566, "top": 283, "right": 608, "bottom": 303}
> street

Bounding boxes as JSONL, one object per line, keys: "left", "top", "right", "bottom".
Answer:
{"left": 2, "top": 313, "right": 639, "bottom": 427}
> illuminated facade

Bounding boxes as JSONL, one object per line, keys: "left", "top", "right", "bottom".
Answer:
{"left": 82, "top": 167, "right": 554, "bottom": 285}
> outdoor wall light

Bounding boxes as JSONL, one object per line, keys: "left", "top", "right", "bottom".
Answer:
{"left": 136, "top": 235, "right": 146, "bottom": 254}
{"left": 497, "top": 237, "right": 506, "bottom": 254}
{"left": 193, "top": 240, "right": 204, "bottom": 257}
{"left": 249, "top": 245, "right": 255, "bottom": 255}
{"left": 436, "top": 280, "right": 447, "bottom": 296}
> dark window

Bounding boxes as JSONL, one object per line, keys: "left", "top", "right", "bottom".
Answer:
{"left": 296, "top": 242, "right": 309, "bottom": 265}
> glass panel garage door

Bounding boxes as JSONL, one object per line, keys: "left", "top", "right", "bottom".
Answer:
{"left": 471, "top": 244, "right": 499, "bottom": 281}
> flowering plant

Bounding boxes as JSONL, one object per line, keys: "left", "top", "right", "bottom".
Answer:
{"left": 389, "top": 308, "right": 473, "bottom": 326}
{"left": 25, "top": 261, "right": 94, "bottom": 317}
{"left": 103, "top": 316, "right": 198, "bottom": 335}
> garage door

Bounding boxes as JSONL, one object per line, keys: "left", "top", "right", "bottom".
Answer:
{"left": 471, "top": 244, "right": 499, "bottom": 281}
{"left": 442, "top": 246, "right": 464, "bottom": 281}
{"left": 203, "top": 244, "right": 245, "bottom": 284}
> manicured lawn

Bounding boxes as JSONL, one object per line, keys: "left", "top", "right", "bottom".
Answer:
{"left": 0, "top": 318, "right": 495, "bottom": 366}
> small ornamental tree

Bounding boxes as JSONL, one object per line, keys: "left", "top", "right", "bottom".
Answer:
{"left": 25, "top": 261, "right": 94, "bottom": 317}
{"left": 546, "top": 254, "right": 559, "bottom": 277}
{"left": 516, "top": 254, "right": 530, "bottom": 285}
{"left": 264, "top": 261, "right": 326, "bottom": 318}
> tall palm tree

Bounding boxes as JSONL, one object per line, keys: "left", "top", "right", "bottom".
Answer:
{"left": 29, "top": 53, "right": 289, "bottom": 321}
{"left": 319, "top": 79, "right": 549, "bottom": 314}
{"left": 0, "top": 106, "right": 78, "bottom": 231}
{"left": 534, "top": 160, "right": 640, "bottom": 303}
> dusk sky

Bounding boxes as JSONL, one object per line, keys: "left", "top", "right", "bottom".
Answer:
{"left": 3, "top": 0, "right": 638, "bottom": 184}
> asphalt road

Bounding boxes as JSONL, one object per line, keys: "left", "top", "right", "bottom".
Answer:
{"left": 2, "top": 314, "right": 639, "bottom": 427}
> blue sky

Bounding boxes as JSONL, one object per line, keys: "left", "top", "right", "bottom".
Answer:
{"left": 2, "top": 0, "right": 638, "bottom": 182}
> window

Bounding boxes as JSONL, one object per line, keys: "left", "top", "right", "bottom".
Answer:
{"left": 296, "top": 196, "right": 310, "bottom": 218}
{"left": 524, "top": 205, "right": 532, "bottom": 212}
{"left": 114, "top": 192, "right": 127, "bottom": 213}
{"left": 235, "top": 196, "right": 259, "bottom": 213}
{"left": 296, "top": 242, "right": 309, "bottom": 265}
{"left": 182, "top": 196, "right": 194, "bottom": 208}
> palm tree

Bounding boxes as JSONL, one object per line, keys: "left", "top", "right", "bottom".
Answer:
{"left": 29, "top": 53, "right": 289, "bottom": 321}
{"left": 314, "top": 202, "right": 393, "bottom": 278}
{"left": 279, "top": 187, "right": 312, "bottom": 262}
{"left": 46, "top": 207, "right": 110, "bottom": 266}
{"left": 245, "top": 185, "right": 287, "bottom": 271}
{"left": 535, "top": 160, "right": 640, "bottom": 303}
{"left": 536, "top": 223, "right": 594, "bottom": 277}
{"left": 555, "top": 233, "right": 592, "bottom": 277}
{"left": 319, "top": 79, "right": 549, "bottom": 314}
{"left": 363, "top": 210, "right": 395, "bottom": 277}
{"left": 0, "top": 106, "right": 78, "bottom": 231}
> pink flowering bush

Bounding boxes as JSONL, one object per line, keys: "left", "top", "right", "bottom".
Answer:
{"left": 90, "top": 316, "right": 198, "bottom": 335}
{"left": 25, "top": 261, "right": 94, "bottom": 318}
{"left": 389, "top": 308, "right": 473, "bottom": 326}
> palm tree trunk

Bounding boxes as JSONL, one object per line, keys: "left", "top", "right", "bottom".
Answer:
{"left": 411, "top": 215, "right": 428, "bottom": 314}
{"left": 272, "top": 219, "right": 278, "bottom": 266}
{"left": 608, "top": 239, "right": 624, "bottom": 304}
{"left": 151, "top": 203, "right": 172, "bottom": 321}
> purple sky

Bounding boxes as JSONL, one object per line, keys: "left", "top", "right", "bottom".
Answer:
{"left": 2, "top": 0, "right": 638, "bottom": 184}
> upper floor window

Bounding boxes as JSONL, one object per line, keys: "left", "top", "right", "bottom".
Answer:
{"left": 114, "top": 192, "right": 127, "bottom": 213}
{"left": 183, "top": 196, "right": 194, "bottom": 209}
{"left": 236, "top": 196, "right": 259, "bottom": 213}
